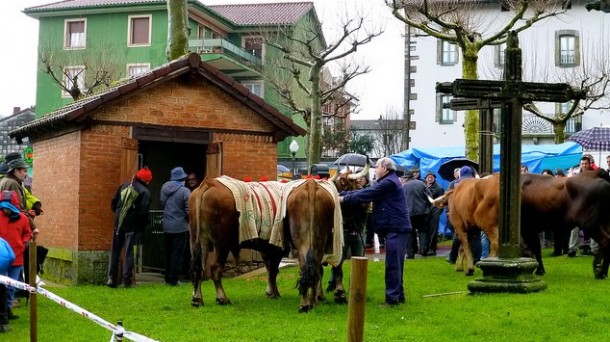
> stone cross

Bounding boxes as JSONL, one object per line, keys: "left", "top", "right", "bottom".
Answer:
{"left": 437, "top": 31, "right": 586, "bottom": 258}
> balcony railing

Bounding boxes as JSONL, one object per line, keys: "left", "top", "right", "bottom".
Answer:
{"left": 188, "top": 38, "right": 263, "bottom": 71}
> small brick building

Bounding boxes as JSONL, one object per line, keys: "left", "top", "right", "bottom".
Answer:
{"left": 11, "top": 53, "right": 306, "bottom": 285}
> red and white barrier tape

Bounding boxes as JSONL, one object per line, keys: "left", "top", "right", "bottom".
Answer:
{"left": 0, "top": 275, "right": 159, "bottom": 342}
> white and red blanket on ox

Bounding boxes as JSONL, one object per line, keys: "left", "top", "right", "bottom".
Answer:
{"left": 216, "top": 176, "right": 284, "bottom": 245}
{"left": 279, "top": 179, "right": 344, "bottom": 267}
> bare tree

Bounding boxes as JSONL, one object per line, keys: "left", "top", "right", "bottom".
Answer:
{"left": 373, "top": 109, "right": 407, "bottom": 157}
{"left": 386, "top": 0, "right": 567, "bottom": 160}
{"left": 261, "top": 9, "right": 382, "bottom": 166}
{"left": 40, "top": 40, "right": 126, "bottom": 101}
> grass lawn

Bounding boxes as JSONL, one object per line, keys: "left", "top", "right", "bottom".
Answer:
{"left": 5, "top": 250, "right": 609, "bottom": 341}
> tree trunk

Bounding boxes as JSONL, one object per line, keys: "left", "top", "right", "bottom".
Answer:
{"left": 166, "top": 0, "right": 189, "bottom": 61}
{"left": 553, "top": 123, "right": 566, "bottom": 144}
{"left": 462, "top": 45, "right": 479, "bottom": 161}
{"left": 308, "top": 65, "right": 323, "bottom": 166}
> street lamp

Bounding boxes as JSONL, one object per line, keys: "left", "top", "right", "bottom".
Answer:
{"left": 289, "top": 139, "right": 299, "bottom": 179}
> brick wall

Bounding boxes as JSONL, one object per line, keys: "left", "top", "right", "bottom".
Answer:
{"left": 31, "top": 76, "right": 283, "bottom": 283}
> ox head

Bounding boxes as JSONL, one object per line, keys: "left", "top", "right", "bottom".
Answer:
{"left": 328, "top": 163, "right": 370, "bottom": 192}
{"left": 431, "top": 189, "right": 454, "bottom": 209}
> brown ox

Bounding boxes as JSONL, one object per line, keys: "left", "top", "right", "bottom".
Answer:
{"left": 284, "top": 165, "right": 369, "bottom": 312}
{"left": 433, "top": 175, "right": 500, "bottom": 275}
{"left": 284, "top": 178, "right": 339, "bottom": 312}
{"left": 189, "top": 179, "right": 287, "bottom": 307}
{"left": 521, "top": 171, "right": 610, "bottom": 278}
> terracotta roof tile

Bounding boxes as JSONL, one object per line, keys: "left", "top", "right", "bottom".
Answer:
{"left": 208, "top": 2, "right": 314, "bottom": 26}
{"left": 25, "top": 0, "right": 165, "bottom": 12}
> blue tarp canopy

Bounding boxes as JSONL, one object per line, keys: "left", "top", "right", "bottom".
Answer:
{"left": 390, "top": 142, "right": 583, "bottom": 237}
{"left": 390, "top": 142, "right": 583, "bottom": 190}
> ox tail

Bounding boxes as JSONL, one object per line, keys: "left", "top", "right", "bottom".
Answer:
{"left": 190, "top": 182, "right": 210, "bottom": 281}
{"left": 297, "top": 249, "right": 318, "bottom": 296}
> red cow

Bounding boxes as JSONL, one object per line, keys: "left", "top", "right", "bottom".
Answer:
{"left": 433, "top": 175, "right": 500, "bottom": 275}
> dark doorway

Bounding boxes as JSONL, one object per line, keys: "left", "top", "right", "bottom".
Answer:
{"left": 138, "top": 140, "right": 207, "bottom": 210}
{"left": 138, "top": 140, "right": 206, "bottom": 272}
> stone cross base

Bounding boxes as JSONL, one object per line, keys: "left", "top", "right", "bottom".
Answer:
{"left": 467, "top": 258, "right": 547, "bottom": 293}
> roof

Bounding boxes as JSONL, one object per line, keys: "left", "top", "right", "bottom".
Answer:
{"left": 351, "top": 119, "right": 405, "bottom": 131}
{"left": 208, "top": 2, "right": 314, "bottom": 26}
{"left": 24, "top": 0, "right": 165, "bottom": 12}
{"left": 10, "top": 53, "right": 306, "bottom": 142}
{"left": 25, "top": 0, "right": 314, "bottom": 26}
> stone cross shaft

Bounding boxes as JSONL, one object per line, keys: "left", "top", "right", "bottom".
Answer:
{"left": 436, "top": 31, "right": 586, "bottom": 257}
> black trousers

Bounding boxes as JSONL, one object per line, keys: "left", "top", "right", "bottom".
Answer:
{"left": 108, "top": 230, "right": 138, "bottom": 285}
{"left": 164, "top": 231, "right": 188, "bottom": 285}
{"left": 0, "top": 285, "right": 7, "bottom": 325}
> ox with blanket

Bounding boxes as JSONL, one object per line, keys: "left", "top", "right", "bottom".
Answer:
{"left": 189, "top": 176, "right": 344, "bottom": 313}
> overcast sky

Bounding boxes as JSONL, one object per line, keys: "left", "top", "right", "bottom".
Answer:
{"left": 0, "top": 0, "right": 403, "bottom": 120}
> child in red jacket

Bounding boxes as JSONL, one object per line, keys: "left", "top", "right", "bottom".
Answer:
{"left": 0, "top": 190, "right": 32, "bottom": 328}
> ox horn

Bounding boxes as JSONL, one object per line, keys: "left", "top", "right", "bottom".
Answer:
{"left": 348, "top": 159, "right": 370, "bottom": 180}
{"left": 329, "top": 168, "right": 340, "bottom": 182}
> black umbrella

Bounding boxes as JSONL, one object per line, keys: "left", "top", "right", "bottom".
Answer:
{"left": 568, "top": 126, "right": 610, "bottom": 151}
{"left": 438, "top": 158, "right": 479, "bottom": 182}
{"left": 333, "top": 153, "right": 373, "bottom": 167}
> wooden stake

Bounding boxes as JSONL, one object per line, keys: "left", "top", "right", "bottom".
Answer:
{"left": 346, "top": 257, "right": 368, "bottom": 342}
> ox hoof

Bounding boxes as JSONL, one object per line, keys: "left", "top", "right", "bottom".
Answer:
{"left": 266, "top": 292, "right": 281, "bottom": 299}
{"left": 535, "top": 269, "right": 546, "bottom": 276}
{"left": 334, "top": 290, "right": 347, "bottom": 304}
{"left": 191, "top": 298, "right": 204, "bottom": 307}
{"left": 299, "top": 305, "right": 312, "bottom": 313}
{"left": 216, "top": 298, "right": 231, "bottom": 305}
{"left": 317, "top": 294, "right": 326, "bottom": 302}
{"left": 465, "top": 269, "right": 474, "bottom": 276}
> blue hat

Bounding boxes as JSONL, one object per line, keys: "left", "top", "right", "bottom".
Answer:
{"left": 170, "top": 167, "right": 188, "bottom": 181}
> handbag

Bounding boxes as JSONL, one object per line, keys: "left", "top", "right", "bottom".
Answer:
{"left": 0, "top": 237, "right": 15, "bottom": 273}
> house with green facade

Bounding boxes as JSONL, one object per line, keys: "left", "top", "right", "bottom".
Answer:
{"left": 24, "top": 0, "right": 326, "bottom": 159}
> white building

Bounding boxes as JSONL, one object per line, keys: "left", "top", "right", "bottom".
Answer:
{"left": 406, "top": 1, "right": 610, "bottom": 151}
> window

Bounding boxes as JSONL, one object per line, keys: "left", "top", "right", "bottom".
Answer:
{"left": 436, "top": 94, "right": 455, "bottom": 124}
{"left": 557, "top": 101, "right": 581, "bottom": 133}
{"left": 243, "top": 36, "right": 264, "bottom": 59}
{"left": 127, "top": 63, "right": 150, "bottom": 77}
{"left": 65, "top": 19, "right": 86, "bottom": 49}
{"left": 62, "top": 66, "right": 85, "bottom": 98}
{"left": 438, "top": 40, "right": 458, "bottom": 66}
{"left": 128, "top": 15, "right": 151, "bottom": 46}
{"left": 495, "top": 43, "right": 506, "bottom": 68}
{"left": 555, "top": 30, "right": 579, "bottom": 67}
{"left": 242, "top": 81, "right": 264, "bottom": 97}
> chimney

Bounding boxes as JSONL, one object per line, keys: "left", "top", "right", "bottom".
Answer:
{"left": 13, "top": 107, "right": 20, "bottom": 114}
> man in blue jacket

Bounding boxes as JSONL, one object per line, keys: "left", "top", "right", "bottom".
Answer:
{"left": 340, "top": 157, "right": 411, "bottom": 306}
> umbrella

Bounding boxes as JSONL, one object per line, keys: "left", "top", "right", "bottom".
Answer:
{"left": 277, "top": 165, "right": 290, "bottom": 174}
{"left": 438, "top": 158, "right": 479, "bottom": 181}
{"left": 333, "top": 153, "right": 373, "bottom": 167}
{"left": 568, "top": 127, "right": 610, "bottom": 151}
{"left": 118, "top": 183, "right": 139, "bottom": 230}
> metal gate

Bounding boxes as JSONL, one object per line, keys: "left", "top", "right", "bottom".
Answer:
{"left": 139, "top": 210, "right": 165, "bottom": 272}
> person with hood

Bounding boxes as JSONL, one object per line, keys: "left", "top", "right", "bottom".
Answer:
{"left": 339, "top": 157, "right": 411, "bottom": 306}
{"left": 107, "top": 167, "right": 152, "bottom": 288}
{"left": 160, "top": 167, "right": 191, "bottom": 286}
{"left": 0, "top": 190, "right": 32, "bottom": 326}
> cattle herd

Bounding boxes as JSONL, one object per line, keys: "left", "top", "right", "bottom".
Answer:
{"left": 184, "top": 166, "right": 610, "bottom": 313}
{"left": 434, "top": 170, "right": 610, "bottom": 279}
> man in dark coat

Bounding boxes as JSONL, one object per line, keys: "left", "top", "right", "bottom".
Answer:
{"left": 340, "top": 157, "right": 411, "bottom": 306}
{"left": 403, "top": 170, "right": 432, "bottom": 257}
{"left": 425, "top": 171, "right": 444, "bottom": 255}
{"left": 107, "top": 167, "right": 152, "bottom": 288}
